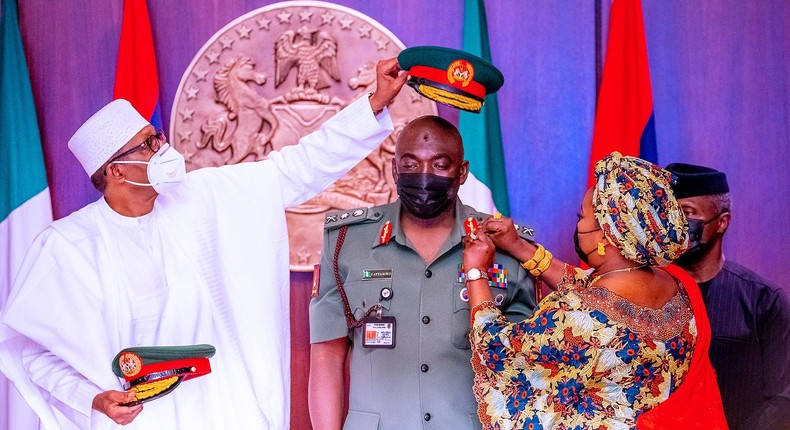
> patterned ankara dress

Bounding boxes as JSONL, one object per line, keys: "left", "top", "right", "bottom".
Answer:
{"left": 470, "top": 266, "right": 697, "bottom": 430}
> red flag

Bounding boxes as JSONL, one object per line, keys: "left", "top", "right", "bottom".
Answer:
{"left": 113, "top": 0, "right": 162, "bottom": 129}
{"left": 588, "top": 0, "right": 657, "bottom": 186}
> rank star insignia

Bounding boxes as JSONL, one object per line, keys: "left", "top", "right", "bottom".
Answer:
{"left": 514, "top": 224, "right": 535, "bottom": 236}
{"left": 340, "top": 213, "right": 350, "bottom": 219}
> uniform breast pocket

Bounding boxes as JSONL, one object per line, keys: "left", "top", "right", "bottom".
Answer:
{"left": 452, "top": 282, "right": 472, "bottom": 349}
{"left": 452, "top": 282, "right": 508, "bottom": 349}
{"left": 341, "top": 280, "right": 393, "bottom": 319}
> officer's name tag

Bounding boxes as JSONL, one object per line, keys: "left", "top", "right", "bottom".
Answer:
{"left": 363, "top": 316, "right": 396, "bottom": 349}
{"left": 362, "top": 269, "right": 392, "bottom": 280}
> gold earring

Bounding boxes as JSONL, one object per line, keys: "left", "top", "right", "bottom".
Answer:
{"left": 597, "top": 242, "right": 606, "bottom": 256}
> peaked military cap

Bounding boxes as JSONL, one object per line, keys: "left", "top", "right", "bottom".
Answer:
{"left": 665, "top": 162, "right": 729, "bottom": 199}
{"left": 113, "top": 344, "right": 216, "bottom": 405}
{"left": 398, "top": 46, "right": 504, "bottom": 113}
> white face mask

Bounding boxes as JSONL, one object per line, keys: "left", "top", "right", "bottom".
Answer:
{"left": 112, "top": 143, "right": 186, "bottom": 194}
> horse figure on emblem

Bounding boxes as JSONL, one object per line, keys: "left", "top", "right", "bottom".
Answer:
{"left": 199, "top": 55, "right": 279, "bottom": 165}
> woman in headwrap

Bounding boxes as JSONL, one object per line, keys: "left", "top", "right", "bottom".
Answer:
{"left": 463, "top": 152, "right": 727, "bottom": 429}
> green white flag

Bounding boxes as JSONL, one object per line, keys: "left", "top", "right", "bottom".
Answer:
{"left": 459, "top": 0, "right": 510, "bottom": 216}
{"left": 0, "top": 0, "right": 51, "bottom": 426}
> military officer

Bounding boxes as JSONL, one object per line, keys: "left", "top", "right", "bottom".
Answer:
{"left": 308, "top": 115, "right": 537, "bottom": 430}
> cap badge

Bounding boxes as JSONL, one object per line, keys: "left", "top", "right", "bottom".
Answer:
{"left": 447, "top": 59, "right": 475, "bottom": 88}
{"left": 119, "top": 352, "right": 143, "bottom": 378}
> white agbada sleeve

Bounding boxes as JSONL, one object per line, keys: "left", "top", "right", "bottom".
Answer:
{"left": 0, "top": 225, "right": 121, "bottom": 430}
{"left": 162, "top": 95, "right": 394, "bottom": 429}
{"left": 266, "top": 94, "right": 394, "bottom": 208}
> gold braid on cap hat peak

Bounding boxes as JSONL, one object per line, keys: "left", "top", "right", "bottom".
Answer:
{"left": 418, "top": 84, "right": 483, "bottom": 112}
{"left": 130, "top": 376, "right": 180, "bottom": 401}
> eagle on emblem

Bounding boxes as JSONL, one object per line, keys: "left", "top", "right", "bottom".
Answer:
{"left": 274, "top": 26, "right": 341, "bottom": 96}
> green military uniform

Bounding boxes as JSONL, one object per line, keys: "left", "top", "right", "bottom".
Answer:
{"left": 310, "top": 199, "right": 537, "bottom": 430}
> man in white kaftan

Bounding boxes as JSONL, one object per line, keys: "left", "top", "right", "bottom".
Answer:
{"left": 0, "top": 59, "right": 407, "bottom": 429}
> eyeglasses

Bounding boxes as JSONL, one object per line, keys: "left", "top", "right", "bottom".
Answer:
{"left": 107, "top": 130, "right": 166, "bottom": 165}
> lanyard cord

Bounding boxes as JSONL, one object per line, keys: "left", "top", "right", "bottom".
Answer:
{"left": 333, "top": 225, "right": 381, "bottom": 329}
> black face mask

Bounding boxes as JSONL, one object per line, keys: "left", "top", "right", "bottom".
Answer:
{"left": 396, "top": 172, "right": 457, "bottom": 219}
{"left": 676, "top": 214, "right": 722, "bottom": 265}
{"left": 573, "top": 225, "right": 601, "bottom": 264}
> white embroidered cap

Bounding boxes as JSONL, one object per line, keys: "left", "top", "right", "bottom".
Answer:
{"left": 68, "top": 99, "right": 150, "bottom": 175}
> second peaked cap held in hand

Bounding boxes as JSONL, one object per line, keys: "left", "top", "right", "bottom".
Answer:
{"left": 112, "top": 344, "right": 216, "bottom": 406}
{"left": 398, "top": 46, "right": 504, "bottom": 113}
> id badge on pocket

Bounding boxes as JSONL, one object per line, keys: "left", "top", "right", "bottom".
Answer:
{"left": 362, "top": 316, "right": 396, "bottom": 349}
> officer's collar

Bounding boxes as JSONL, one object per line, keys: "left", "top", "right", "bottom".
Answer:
{"left": 371, "top": 199, "right": 468, "bottom": 250}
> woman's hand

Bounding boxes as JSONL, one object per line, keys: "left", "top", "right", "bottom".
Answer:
{"left": 463, "top": 232, "right": 497, "bottom": 308}
{"left": 463, "top": 231, "right": 496, "bottom": 271}
{"left": 480, "top": 216, "right": 522, "bottom": 256}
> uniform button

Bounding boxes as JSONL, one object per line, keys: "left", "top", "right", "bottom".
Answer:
{"left": 424, "top": 269, "right": 432, "bottom": 278}
{"left": 424, "top": 413, "right": 431, "bottom": 421}
{"left": 421, "top": 364, "right": 429, "bottom": 372}
{"left": 422, "top": 316, "right": 431, "bottom": 324}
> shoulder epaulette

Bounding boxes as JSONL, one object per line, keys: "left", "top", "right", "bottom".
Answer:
{"left": 466, "top": 209, "right": 537, "bottom": 243}
{"left": 513, "top": 222, "right": 536, "bottom": 243}
{"left": 468, "top": 211, "right": 488, "bottom": 223}
{"left": 324, "top": 206, "right": 386, "bottom": 230}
